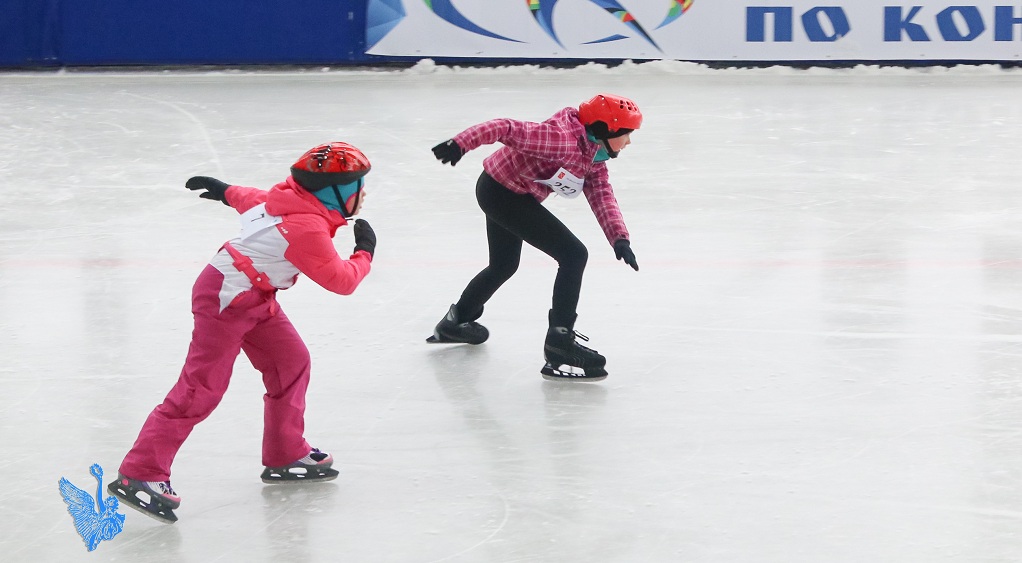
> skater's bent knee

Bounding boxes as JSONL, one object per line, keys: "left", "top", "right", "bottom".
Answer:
{"left": 556, "top": 245, "right": 588, "bottom": 269}
{"left": 486, "top": 260, "right": 520, "bottom": 282}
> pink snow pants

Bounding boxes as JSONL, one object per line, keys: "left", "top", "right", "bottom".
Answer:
{"left": 120, "top": 265, "right": 312, "bottom": 481}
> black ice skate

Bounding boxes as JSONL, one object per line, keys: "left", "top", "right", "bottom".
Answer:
{"left": 541, "top": 325, "right": 608, "bottom": 382}
{"left": 261, "top": 448, "right": 339, "bottom": 484}
{"left": 107, "top": 474, "right": 180, "bottom": 524}
{"left": 426, "top": 304, "right": 489, "bottom": 344}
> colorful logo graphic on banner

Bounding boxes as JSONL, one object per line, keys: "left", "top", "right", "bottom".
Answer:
{"left": 527, "top": 0, "right": 688, "bottom": 49}
{"left": 657, "top": 0, "right": 693, "bottom": 29}
{"left": 367, "top": 0, "right": 407, "bottom": 48}
{"left": 425, "top": 0, "right": 522, "bottom": 41}
{"left": 369, "top": 1, "right": 695, "bottom": 50}
{"left": 58, "top": 464, "right": 125, "bottom": 551}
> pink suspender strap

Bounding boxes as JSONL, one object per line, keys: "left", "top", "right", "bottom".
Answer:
{"left": 222, "top": 242, "right": 278, "bottom": 315}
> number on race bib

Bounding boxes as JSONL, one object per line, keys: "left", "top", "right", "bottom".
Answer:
{"left": 238, "top": 203, "right": 283, "bottom": 240}
{"left": 535, "top": 167, "right": 584, "bottom": 199}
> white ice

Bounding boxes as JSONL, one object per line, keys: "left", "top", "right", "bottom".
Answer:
{"left": 3, "top": 61, "right": 1022, "bottom": 562}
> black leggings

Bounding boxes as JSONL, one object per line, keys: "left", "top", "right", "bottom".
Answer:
{"left": 455, "top": 172, "right": 587, "bottom": 328}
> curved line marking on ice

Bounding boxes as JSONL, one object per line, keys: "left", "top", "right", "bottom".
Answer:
{"left": 123, "top": 93, "right": 225, "bottom": 177}
{"left": 425, "top": 489, "right": 511, "bottom": 563}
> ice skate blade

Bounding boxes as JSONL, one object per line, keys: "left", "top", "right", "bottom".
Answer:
{"left": 107, "top": 482, "right": 178, "bottom": 524}
{"left": 426, "top": 334, "right": 485, "bottom": 345}
{"left": 261, "top": 466, "right": 339, "bottom": 485}
{"left": 118, "top": 496, "right": 179, "bottom": 523}
{"left": 541, "top": 363, "right": 608, "bottom": 382}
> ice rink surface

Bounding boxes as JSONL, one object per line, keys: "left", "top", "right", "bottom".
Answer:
{"left": 2, "top": 61, "right": 1022, "bottom": 562}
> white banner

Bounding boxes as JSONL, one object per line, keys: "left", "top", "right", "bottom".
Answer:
{"left": 366, "top": 1, "right": 1022, "bottom": 61}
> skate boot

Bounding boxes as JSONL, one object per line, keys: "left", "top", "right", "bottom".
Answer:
{"left": 261, "top": 448, "right": 339, "bottom": 484}
{"left": 541, "top": 311, "right": 608, "bottom": 382}
{"left": 426, "top": 304, "right": 489, "bottom": 344}
{"left": 107, "top": 474, "right": 180, "bottom": 524}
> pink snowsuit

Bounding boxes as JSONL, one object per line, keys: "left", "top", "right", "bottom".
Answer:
{"left": 119, "top": 177, "right": 372, "bottom": 481}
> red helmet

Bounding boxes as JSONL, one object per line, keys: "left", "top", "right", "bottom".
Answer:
{"left": 578, "top": 94, "right": 642, "bottom": 139}
{"left": 290, "top": 142, "right": 371, "bottom": 192}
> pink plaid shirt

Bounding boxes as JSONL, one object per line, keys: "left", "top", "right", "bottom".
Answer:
{"left": 452, "top": 107, "right": 629, "bottom": 245}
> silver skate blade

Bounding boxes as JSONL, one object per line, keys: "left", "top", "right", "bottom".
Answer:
{"left": 107, "top": 482, "right": 178, "bottom": 523}
{"left": 426, "top": 334, "right": 465, "bottom": 344}
{"left": 118, "top": 496, "right": 179, "bottom": 523}
{"left": 540, "top": 363, "right": 608, "bottom": 382}
{"left": 261, "top": 466, "right": 339, "bottom": 485}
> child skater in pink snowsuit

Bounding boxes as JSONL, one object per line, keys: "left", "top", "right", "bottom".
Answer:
{"left": 108, "top": 142, "right": 377, "bottom": 523}
{"left": 427, "top": 94, "right": 642, "bottom": 382}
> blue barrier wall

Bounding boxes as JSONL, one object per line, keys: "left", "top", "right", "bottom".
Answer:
{"left": 4, "top": 1, "right": 1020, "bottom": 68}
{"left": 0, "top": 1, "right": 57, "bottom": 66}
{"left": 0, "top": 0, "right": 369, "bottom": 67}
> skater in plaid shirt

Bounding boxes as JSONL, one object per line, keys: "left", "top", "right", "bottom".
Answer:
{"left": 428, "top": 94, "right": 642, "bottom": 382}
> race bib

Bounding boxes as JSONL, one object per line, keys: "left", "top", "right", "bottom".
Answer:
{"left": 535, "top": 167, "right": 584, "bottom": 199}
{"left": 238, "top": 203, "right": 283, "bottom": 240}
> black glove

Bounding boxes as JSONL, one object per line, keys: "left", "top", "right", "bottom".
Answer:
{"left": 353, "top": 219, "right": 376, "bottom": 258}
{"left": 432, "top": 139, "right": 464, "bottom": 166}
{"left": 613, "top": 239, "right": 639, "bottom": 271}
{"left": 185, "top": 176, "right": 230, "bottom": 206}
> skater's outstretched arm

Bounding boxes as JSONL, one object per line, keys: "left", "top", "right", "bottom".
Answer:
{"left": 447, "top": 118, "right": 578, "bottom": 162}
